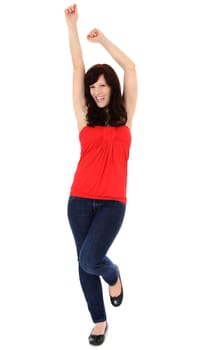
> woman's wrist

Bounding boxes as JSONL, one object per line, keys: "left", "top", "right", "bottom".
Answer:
{"left": 67, "top": 22, "right": 78, "bottom": 30}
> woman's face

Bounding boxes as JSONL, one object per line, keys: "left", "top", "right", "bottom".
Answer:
{"left": 89, "top": 74, "right": 111, "bottom": 108}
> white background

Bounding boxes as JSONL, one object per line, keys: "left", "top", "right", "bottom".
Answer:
{"left": 0, "top": 0, "right": 200, "bottom": 349}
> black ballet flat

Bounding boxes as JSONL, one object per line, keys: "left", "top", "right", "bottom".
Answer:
{"left": 88, "top": 323, "right": 108, "bottom": 346}
{"left": 109, "top": 268, "right": 123, "bottom": 307}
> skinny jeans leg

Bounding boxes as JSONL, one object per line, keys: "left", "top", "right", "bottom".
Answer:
{"left": 67, "top": 197, "right": 126, "bottom": 323}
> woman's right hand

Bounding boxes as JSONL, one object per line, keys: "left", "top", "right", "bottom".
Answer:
{"left": 64, "top": 3, "right": 78, "bottom": 26}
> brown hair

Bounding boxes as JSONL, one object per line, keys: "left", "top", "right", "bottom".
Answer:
{"left": 84, "top": 64, "right": 127, "bottom": 126}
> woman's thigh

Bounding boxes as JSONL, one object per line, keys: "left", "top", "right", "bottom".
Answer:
{"left": 81, "top": 200, "right": 126, "bottom": 261}
{"left": 67, "top": 197, "right": 126, "bottom": 258}
{"left": 67, "top": 197, "right": 95, "bottom": 254}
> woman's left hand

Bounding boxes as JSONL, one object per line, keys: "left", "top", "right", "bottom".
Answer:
{"left": 87, "top": 28, "right": 105, "bottom": 43}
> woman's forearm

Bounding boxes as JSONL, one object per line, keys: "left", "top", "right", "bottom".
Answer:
{"left": 68, "top": 24, "right": 84, "bottom": 69}
{"left": 100, "top": 35, "right": 135, "bottom": 71}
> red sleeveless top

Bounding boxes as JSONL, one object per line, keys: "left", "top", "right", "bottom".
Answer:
{"left": 70, "top": 125, "right": 131, "bottom": 203}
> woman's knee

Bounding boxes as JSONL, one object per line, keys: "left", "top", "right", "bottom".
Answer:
{"left": 79, "top": 249, "right": 96, "bottom": 274}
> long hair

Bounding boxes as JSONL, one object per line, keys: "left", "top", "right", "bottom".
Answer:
{"left": 84, "top": 64, "right": 127, "bottom": 126}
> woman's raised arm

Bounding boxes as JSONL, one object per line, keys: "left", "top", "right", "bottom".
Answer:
{"left": 64, "top": 4, "right": 87, "bottom": 131}
{"left": 87, "top": 28, "right": 137, "bottom": 128}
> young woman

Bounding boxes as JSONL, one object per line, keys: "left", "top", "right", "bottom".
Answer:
{"left": 64, "top": 3, "right": 137, "bottom": 346}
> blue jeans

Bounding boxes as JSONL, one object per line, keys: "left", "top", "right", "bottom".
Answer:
{"left": 67, "top": 196, "right": 126, "bottom": 323}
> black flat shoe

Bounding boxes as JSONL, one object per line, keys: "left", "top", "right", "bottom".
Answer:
{"left": 88, "top": 323, "right": 108, "bottom": 346}
{"left": 109, "top": 268, "right": 123, "bottom": 307}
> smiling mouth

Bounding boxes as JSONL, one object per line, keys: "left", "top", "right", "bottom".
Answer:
{"left": 96, "top": 96, "right": 105, "bottom": 102}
